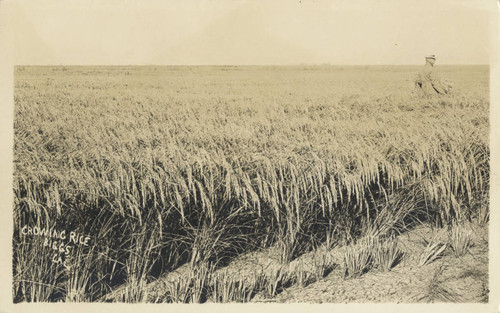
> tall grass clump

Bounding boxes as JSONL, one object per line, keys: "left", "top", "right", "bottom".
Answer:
{"left": 372, "top": 237, "right": 404, "bottom": 271}
{"left": 163, "top": 263, "right": 213, "bottom": 303}
{"left": 419, "top": 237, "right": 447, "bottom": 266}
{"left": 13, "top": 234, "right": 65, "bottom": 302}
{"left": 448, "top": 226, "right": 472, "bottom": 257}
{"left": 343, "top": 236, "right": 374, "bottom": 278}
{"left": 209, "top": 270, "right": 258, "bottom": 303}
{"left": 263, "top": 264, "right": 293, "bottom": 297}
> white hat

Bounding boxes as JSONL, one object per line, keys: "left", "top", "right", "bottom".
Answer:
{"left": 425, "top": 55, "right": 436, "bottom": 59}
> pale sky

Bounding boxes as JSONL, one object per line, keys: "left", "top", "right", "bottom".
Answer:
{"left": 0, "top": 0, "right": 496, "bottom": 65}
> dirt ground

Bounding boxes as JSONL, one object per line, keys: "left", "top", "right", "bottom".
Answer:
{"left": 267, "top": 224, "right": 488, "bottom": 303}
{"left": 104, "top": 222, "right": 488, "bottom": 303}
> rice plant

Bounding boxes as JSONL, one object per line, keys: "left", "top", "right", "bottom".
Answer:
{"left": 448, "top": 226, "right": 472, "bottom": 257}
{"left": 372, "top": 237, "right": 404, "bottom": 271}
{"left": 419, "top": 238, "right": 447, "bottom": 266}
{"left": 343, "top": 236, "right": 375, "bottom": 278}
{"left": 64, "top": 246, "right": 99, "bottom": 302}
{"left": 211, "top": 274, "right": 256, "bottom": 303}
{"left": 163, "top": 263, "right": 213, "bottom": 303}
{"left": 289, "top": 260, "right": 313, "bottom": 287}
{"left": 164, "top": 276, "right": 191, "bottom": 303}
{"left": 264, "top": 264, "right": 291, "bottom": 297}
{"left": 312, "top": 250, "right": 337, "bottom": 280}
{"left": 12, "top": 234, "right": 65, "bottom": 302}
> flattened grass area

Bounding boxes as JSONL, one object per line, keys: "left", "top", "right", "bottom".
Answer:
{"left": 13, "top": 65, "right": 489, "bottom": 302}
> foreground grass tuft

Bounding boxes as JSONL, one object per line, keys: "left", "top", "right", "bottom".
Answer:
{"left": 419, "top": 238, "right": 447, "bottom": 266}
{"left": 448, "top": 226, "right": 473, "bottom": 257}
{"left": 343, "top": 237, "right": 374, "bottom": 278}
{"left": 372, "top": 237, "right": 404, "bottom": 271}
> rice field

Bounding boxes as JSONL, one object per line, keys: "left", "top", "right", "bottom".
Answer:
{"left": 13, "top": 65, "right": 489, "bottom": 302}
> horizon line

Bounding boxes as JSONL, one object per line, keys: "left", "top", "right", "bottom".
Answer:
{"left": 14, "top": 63, "right": 490, "bottom": 67}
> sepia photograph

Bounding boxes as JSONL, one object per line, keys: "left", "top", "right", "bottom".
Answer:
{"left": 1, "top": 0, "right": 499, "bottom": 311}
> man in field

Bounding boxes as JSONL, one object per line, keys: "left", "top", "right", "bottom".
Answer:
{"left": 413, "top": 55, "right": 452, "bottom": 95}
